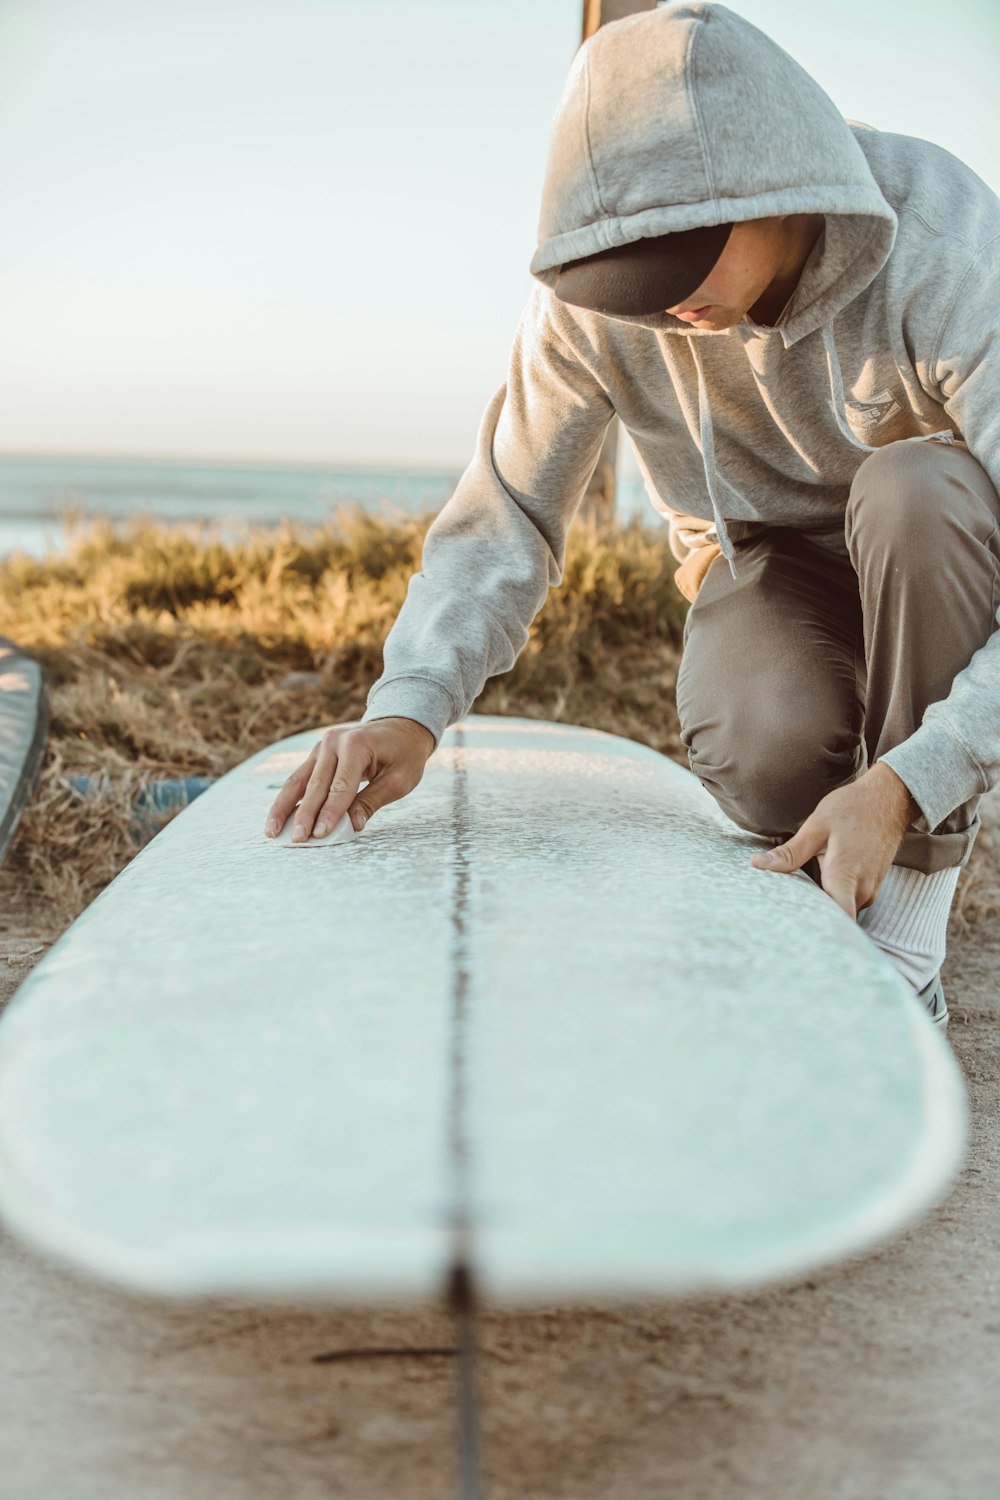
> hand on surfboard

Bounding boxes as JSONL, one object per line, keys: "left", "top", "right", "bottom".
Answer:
{"left": 748, "top": 762, "right": 921, "bottom": 921}
{"left": 263, "top": 716, "right": 436, "bottom": 843}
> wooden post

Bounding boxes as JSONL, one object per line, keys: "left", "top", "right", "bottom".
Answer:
{"left": 578, "top": 0, "right": 658, "bottom": 526}
{"left": 582, "top": 0, "right": 658, "bottom": 42}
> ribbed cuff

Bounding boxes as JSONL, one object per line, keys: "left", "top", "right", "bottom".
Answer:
{"left": 856, "top": 863, "right": 960, "bottom": 991}
{"left": 877, "top": 716, "right": 987, "bottom": 832}
{"left": 360, "top": 676, "right": 458, "bottom": 752}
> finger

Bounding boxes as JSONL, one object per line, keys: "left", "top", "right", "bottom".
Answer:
{"left": 311, "top": 736, "right": 377, "bottom": 837}
{"left": 837, "top": 867, "right": 884, "bottom": 919}
{"left": 855, "top": 885, "right": 879, "bottom": 914}
{"left": 290, "top": 735, "right": 343, "bottom": 841}
{"left": 352, "top": 765, "right": 412, "bottom": 823}
{"left": 264, "top": 744, "right": 319, "bottom": 836}
{"left": 820, "top": 866, "right": 860, "bottom": 921}
{"left": 749, "top": 821, "right": 826, "bottom": 875}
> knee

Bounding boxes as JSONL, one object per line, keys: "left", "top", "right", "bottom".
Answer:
{"left": 682, "top": 710, "right": 856, "bottom": 837}
{"left": 846, "top": 441, "right": 941, "bottom": 552}
{"left": 846, "top": 439, "right": 994, "bottom": 563}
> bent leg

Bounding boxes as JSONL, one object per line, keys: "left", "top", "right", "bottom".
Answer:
{"left": 846, "top": 439, "right": 1000, "bottom": 873}
{"left": 675, "top": 529, "right": 865, "bottom": 838}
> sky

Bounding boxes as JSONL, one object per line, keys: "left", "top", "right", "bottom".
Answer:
{"left": 0, "top": 0, "right": 996, "bottom": 469}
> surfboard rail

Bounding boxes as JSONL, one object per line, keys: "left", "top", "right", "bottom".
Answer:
{"left": 0, "top": 636, "right": 49, "bottom": 868}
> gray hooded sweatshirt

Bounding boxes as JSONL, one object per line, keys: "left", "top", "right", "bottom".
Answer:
{"left": 361, "top": 1, "right": 1000, "bottom": 836}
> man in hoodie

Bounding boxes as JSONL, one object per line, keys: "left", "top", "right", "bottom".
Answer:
{"left": 265, "top": 3, "right": 1000, "bottom": 1019}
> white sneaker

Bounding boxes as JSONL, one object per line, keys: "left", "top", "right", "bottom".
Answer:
{"left": 916, "top": 970, "right": 949, "bottom": 1030}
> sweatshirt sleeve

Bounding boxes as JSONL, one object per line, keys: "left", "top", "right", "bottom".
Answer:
{"left": 360, "top": 282, "right": 616, "bottom": 749}
{"left": 877, "top": 234, "right": 1000, "bottom": 832}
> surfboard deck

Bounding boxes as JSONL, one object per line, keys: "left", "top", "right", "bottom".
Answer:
{"left": 0, "top": 714, "right": 968, "bottom": 1304}
{"left": 0, "top": 637, "right": 48, "bottom": 868}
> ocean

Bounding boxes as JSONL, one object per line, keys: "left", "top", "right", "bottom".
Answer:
{"left": 0, "top": 453, "right": 651, "bottom": 559}
{"left": 0, "top": 455, "right": 461, "bottom": 558}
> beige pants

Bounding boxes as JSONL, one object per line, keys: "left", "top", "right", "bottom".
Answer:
{"left": 675, "top": 439, "right": 1000, "bottom": 874}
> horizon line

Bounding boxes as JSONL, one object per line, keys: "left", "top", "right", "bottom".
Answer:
{"left": 0, "top": 447, "right": 469, "bottom": 476}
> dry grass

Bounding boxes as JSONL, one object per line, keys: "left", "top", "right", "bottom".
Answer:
{"left": 0, "top": 506, "right": 689, "bottom": 924}
{"left": 2, "top": 503, "right": 997, "bottom": 936}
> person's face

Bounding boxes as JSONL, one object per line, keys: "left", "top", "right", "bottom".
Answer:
{"left": 665, "top": 216, "right": 794, "bottom": 330}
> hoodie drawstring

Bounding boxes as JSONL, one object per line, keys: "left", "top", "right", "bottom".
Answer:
{"left": 688, "top": 337, "right": 740, "bottom": 581}
{"left": 685, "top": 325, "right": 956, "bottom": 586}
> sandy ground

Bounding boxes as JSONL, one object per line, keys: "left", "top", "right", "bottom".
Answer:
{"left": 1, "top": 812, "right": 998, "bottom": 1500}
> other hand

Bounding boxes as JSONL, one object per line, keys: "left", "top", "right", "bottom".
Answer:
{"left": 264, "top": 716, "right": 437, "bottom": 842}
{"left": 748, "top": 763, "right": 920, "bottom": 920}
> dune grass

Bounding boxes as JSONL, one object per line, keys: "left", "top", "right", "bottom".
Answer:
{"left": 0, "top": 505, "right": 692, "bottom": 923}
{"left": 1, "top": 502, "right": 996, "bottom": 936}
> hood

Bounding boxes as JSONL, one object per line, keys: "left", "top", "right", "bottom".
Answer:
{"left": 529, "top": 1, "right": 897, "bottom": 347}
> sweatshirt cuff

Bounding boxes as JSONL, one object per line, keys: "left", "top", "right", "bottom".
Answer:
{"left": 877, "top": 715, "right": 987, "bottom": 832}
{"left": 360, "top": 676, "right": 457, "bottom": 752}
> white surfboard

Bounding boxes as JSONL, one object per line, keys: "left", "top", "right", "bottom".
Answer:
{"left": 0, "top": 714, "right": 969, "bottom": 1304}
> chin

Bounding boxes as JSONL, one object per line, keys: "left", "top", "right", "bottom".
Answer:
{"left": 683, "top": 305, "right": 737, "bottom": 329}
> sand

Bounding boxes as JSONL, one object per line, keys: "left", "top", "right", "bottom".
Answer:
{"left": 1, "top": 812, "right": 997, "bottom": 1500}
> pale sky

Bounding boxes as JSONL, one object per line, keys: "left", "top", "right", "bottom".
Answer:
{"left": 0, "top": 0, "right": 996, "bottom": 469}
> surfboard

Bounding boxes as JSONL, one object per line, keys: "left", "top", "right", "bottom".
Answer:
{"left": 0, "top": 713, "right": 969, "bottom": 1305}
{"left": 0, "top": 636, "right": 48, "bottom": 868}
